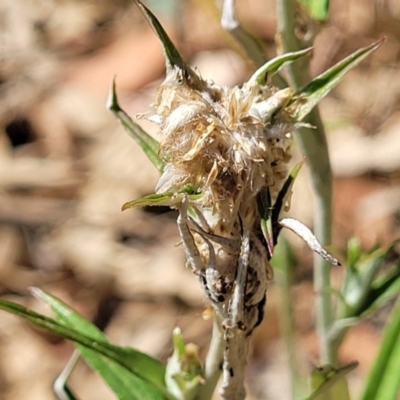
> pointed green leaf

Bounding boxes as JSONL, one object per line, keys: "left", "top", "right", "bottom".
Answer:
{"left": 0, "top": 294, "right": 173, "bottom": 400}
{"left": 249, "top": 48, "right": 313, "bottom": 85}
{"left": 107, "top": 78, "right": 164, "bottom": 173}
{"left": 122, "top": 187, "right": 202, "bottom": 211}
{"left": 30, "top": 288, "right": 167, "bottom": 392}
{"left": 56, "top": 348, "right": 166, "bottom": 400}
{"left": 135, "top": 0, "right": 202, "bottom": 88}
{"left": 290, "top": 37, "right": 386, "bottom": 121}
{"left": 341, "top": 241, "right": 400, "bottom": 317}
{"left": 342, "top": 240, "right": 400, "bottom": 318}
{"left": 272, "top": 158, "right": 305, "bottom": 223}
{"left": 360, "top": 297, "right": 400, "bottom": 400}
{"left": 121, "top": 193, "right": 176, "bottom": 210}
{"left": 78, "top": 349, "right": 166, "bottom": 400}
{"left": 258, "top": 160, "right": 304, "bottom": 258}
{"left": 366, "top": 264, "right": 400, "bottom": 310}
{"left": 257, "top": 187, "right": 274, "bottom": 257}
{"left": 136, "top": 0, "right": 183, "bottom": 72}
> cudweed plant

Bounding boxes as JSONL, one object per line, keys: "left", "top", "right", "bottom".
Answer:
{"left": 0, "top": 1, "right": 399, "bottom": 400}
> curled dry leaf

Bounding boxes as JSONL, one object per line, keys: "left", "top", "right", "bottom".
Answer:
{"left": 279, "top": 217, "right": 340, "bottom": 266}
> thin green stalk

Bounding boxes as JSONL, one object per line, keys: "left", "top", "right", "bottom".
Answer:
{"left": 221, "top": 0, "right": 267, "bottom": 66}
{"left": 196, "top": 317, "right": 224, "bottom": 400}
{"left": 360, "top": 297, "right": 400, "bottom": 400}
{"left": 274, "top": 236, "right": 305, "bottom": 400}
{"left": 276, "top": 0, "right": 335, "bottom": 365}
{"left": 220, "top": 0, "right": 289, "bottom": 89}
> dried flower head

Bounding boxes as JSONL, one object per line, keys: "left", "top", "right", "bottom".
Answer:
{"left": 150, "top": 65, "right": 292, "bottom": 331}
{"left": 154, "top": 76, "right": 293, "bottom": 218}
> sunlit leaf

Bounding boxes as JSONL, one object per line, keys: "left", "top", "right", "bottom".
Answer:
{"left": 289, "top": 37, "right": 386, "bottom": 121}
{"left": 31, "top": 288, "right": 167, "bottom": 389}
{"left": 249, "top": 48, "right": 313, "bottom": 85}
{"left": 136, "top": 0, "right": 182, "bottom": 70}
{"left": 78, "top": 349, "right": 165, "bottom": 400}
{"left": 122, "top": 186, "right": 202, "bottom": 211}
{"left": 135, "top": 0, "right": 202, "bottom": 88}
{"left": 360, "top": 297, "right": 400, "bottom": 400}
{"left": 0, "top": 295, "right": 172, "bottom": 400}
{"left": 107, "top": 78, "right": 164, "bottom": 173}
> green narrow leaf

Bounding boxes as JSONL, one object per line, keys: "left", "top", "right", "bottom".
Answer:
{"left": 341, "top": 241, "right": 400, "bottom": 318}
{"left": 248, "top": 48, "right": 313, "bottom": 85}
{"left": 365, "top": 263, "right": 400, "bottom": 311}
{"left": 290, "top": 37, "right": 386, "bottom": 121}
{"left": 122, "top": 188, "right": 202, "bottom": 211}
{"left": 107, "top": 78, "right": 164, "bottom": 173}
{"left": 360, "top": 297, "right": 400, "bottom": 400}
{"left": 60, "top": 348, "right": 164, "bottom": 400}
{"left": 122, "top": 193, "right": 176, "bottom": 210}
{"left": 0, "top": 296, "right": 172, "bottom": 400}
{"left": 135, "top": 0, "right": 184, "bottom": 72}
{"left": 76, "top": 349, "right": 166, "bottom": 400}
{"left": 257, "top": 187, "right": 274, "bottom": 257}
{"left": 272, "top": 158, "right": 305, "bottom": 223}
{"left": 258, "top": 159, "right": 304, "bottom": 257}
{"left": 30, "top": 288, "right": 167, "bottom": 392}
{"left": 135, "top": 0, "right": 202, "bottom": 88}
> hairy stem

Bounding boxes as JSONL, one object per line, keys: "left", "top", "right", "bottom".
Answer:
{"left": 276, "top": 0, "right": 335, "bottom": 365}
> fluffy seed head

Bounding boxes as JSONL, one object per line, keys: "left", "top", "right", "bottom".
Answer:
{"left": 150, "top": 68, "right": 293, "bottom": 232}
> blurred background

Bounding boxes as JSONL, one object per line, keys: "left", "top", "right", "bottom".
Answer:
{"left": 0, "top": 0, "right": 399, "bottom": 399}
